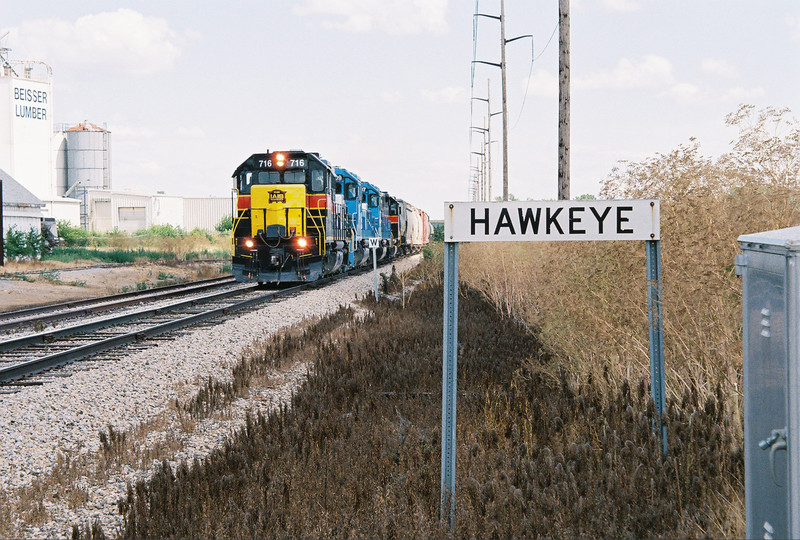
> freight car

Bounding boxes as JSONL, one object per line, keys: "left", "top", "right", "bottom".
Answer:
{"left": 231, "top": 150, "right": 429, "bottom": 284}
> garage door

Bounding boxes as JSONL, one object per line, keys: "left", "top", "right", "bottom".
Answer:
{"left": 118, "top": 206, "right": 147, "bottom": 233}
{"left": 92, "top": 200, "right": 113, "bottom": 232}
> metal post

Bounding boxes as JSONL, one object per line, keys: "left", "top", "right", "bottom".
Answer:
{"left": 372, "top": 246, "right": 378, "bottom": 302}
{"left": 646, "top": 239, "right": 667, "bottom": 454}
{"left": 440, "top": 241, "right": 459, "bottom": 529}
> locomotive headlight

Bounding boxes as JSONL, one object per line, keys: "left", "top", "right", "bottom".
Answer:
{"left": 244, "top": 238, "right": 255, "bottom": 249}
{"left": 275, "top": 153, "right": 286, "bottom": 167}
{"left": 296, "top": 237, "right": 308, "bottom": 249}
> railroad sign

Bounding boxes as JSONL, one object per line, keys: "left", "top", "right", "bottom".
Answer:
{"left": 444, "top": 199, "right": 659, "bottom": 242}
{"left": 369, "top": 238, "right": 380, "bottom": 301}
{"left": 439, "top": 198, "right": 665, "bottom": 531}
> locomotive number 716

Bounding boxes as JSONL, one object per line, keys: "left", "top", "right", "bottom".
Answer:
{"left": 257, "top": 159, "right": 306, "bottom": 168}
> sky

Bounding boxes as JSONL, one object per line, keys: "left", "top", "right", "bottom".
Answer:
{"left": 3, "top": 1, "right": 799, "bottom": 219}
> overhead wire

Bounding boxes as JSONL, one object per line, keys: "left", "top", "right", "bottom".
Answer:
{"left": 511, "top": 19, "right": 559, "bottom": 130}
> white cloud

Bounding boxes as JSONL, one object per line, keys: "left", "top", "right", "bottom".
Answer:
{"left": 720, "top": 86, "right": 766, "bottom": 102}
{"left": 294, "top": 0, "right": 448, "bottom": 34}
{"left": 9, "top": 9, "right": 184, "bottom": 76}
{"left": 701, "top": 58, "right": 738, "bottom": 78}
{"left": 380, "top": 90, "right": 404, "bottom": 103}
{"left": 787, "top": 14, "right": 800, "bottom": 40}
{"left": 523, "top": 69, "right": 558, "bottom": 98}
{"left": 420, "top": 86, "right": 467, "bottom": 103}
{"left": 599, "top": 0, "right": 642, "bottom": 13}
{"left": 657, "top": 83, "right": 701, "bottom": 102}
{"left": 577, "top": 55, "right": 674, "bottom": 90}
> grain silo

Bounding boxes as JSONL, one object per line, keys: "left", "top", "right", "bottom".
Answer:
{"left": 63, "top": 121, "right": 111, "bottom": 194}
{"left": 57, "top": 122, "right": 111, "bottom": 229}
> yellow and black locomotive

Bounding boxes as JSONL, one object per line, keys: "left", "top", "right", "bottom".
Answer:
{"left": 231, "top": 150, "right": 350, "bottom": 283}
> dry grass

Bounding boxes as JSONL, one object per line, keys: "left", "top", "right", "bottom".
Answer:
{"left": 460, "top": 106, "right": 800, "bottom": 412}
{"left": 99, "top": 276, "right": 743, "bottom": 538}
{"left": 94, "top": 231, "right": 229, "bottom": 259}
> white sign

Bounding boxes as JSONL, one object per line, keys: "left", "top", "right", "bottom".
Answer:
{"left": 367, "top": 237, "right": 381, "bottom": 249}
{"left": 444, "top": 200, "right": 659, "bottom": 242}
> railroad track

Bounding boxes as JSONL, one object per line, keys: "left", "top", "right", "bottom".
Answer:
{"left": 0, "top": 275, "right": 236, "bottom": 333}
{"left": 0, "top": 280, "right": 314, "bottom": 385}
{"left": 0, "top": 255, "right": 400, "bottom": 387}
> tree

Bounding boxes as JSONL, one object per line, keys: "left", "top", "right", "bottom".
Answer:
{"left": 215, "top": 215, "right": 233, "bottom": 233}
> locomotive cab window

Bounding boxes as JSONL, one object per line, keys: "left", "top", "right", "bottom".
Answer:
{"left": 334, "top": 179, "right": 343, "bottom": 196}
{"left": 284, "top": 170, "right": 305, "bottom": 184}
{"left": 345, "top": 183, "right": 358, "bottom": 200}
{"left": 368, "top": 193, "right": 379, "bottom": 208}
{"left": 310, "top": 169, "right": 325, "bottom": 192}
{"left": 239, "top": 172, "right": 253, "bottom": 194}
{"left": 389, "top": 201, "right": 398, "bottom": 214}
{"left": 257, "top": 171, "right": 280, "bottom": 185}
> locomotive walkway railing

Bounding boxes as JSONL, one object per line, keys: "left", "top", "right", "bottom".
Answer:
{"left": 439, "top": 199, "right": 663, "bottom": 531}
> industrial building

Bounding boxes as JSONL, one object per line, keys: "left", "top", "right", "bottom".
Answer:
{"left": 0, "top": 47, "right": 229, "bottom": 239}
{"left": 84, "top": 190, "right": 232, "bottom": 233}
{"left": 1, "top": 168, "right": 45, "bottom": 239}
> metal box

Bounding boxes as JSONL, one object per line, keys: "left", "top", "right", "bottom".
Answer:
{"left": 737, "top": 226, "right": 800, "bottom": 539}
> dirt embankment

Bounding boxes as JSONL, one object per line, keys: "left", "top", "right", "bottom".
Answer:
{"left": 0, "top": 261, "right": 224, "bottom": 312}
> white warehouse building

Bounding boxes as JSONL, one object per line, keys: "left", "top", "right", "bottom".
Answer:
{"left": 85, "top": 190, "right": 232, "bottom": 233}
{"left": 0, "top": 49, "right": 230, "bottom": 237}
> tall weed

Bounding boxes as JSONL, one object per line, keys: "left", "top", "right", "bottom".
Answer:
{"left": 459, "top": 106, "right": 800, "bottom": 412}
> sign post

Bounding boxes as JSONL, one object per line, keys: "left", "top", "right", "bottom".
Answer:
{"left": 441, "top": 240, "right": 459, "bottom": 529}
{"left": 439, "top": 199, "right": 663, "bottom": 529}
{"left": 368, "top": 237, "right": 380, "bottom": 301}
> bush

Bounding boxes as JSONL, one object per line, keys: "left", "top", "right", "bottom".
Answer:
{"left": 215, "top": 215, "right": 233, "bottom": 233}
{"left": 135, "top": 224, "right": 183, "bottom": 238}
{"left": 56, "top": 220, "right": 91, "bottom": 247}
{"left": 3, "top": 226, "right": 45, "bottom": 259}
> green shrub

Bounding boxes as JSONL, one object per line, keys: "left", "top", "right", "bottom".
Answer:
{"left": 215, "top": 215, "right": 233, "bottom": 233}
{"left": 431, "top": 221, "right": 444, "bottom": 242}
{"left": 56, "top": 220, "right": 91, "bottom": 247}
{"left": 190, "top": 228, "right": 214, "bottom": 242}
{"left": 135, "top": 224, "right": 183, "bottom": 238}
{"left": 4, "top": 226, "right": 45, "bottom": 258}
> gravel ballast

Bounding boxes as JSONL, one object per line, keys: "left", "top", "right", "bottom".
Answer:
{"left": 0, "top": 255, "right": 421, "bottom": 538}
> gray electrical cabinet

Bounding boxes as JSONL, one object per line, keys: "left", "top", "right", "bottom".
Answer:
{"left": 737, "top": 226, "right": 800, "bottom": 539}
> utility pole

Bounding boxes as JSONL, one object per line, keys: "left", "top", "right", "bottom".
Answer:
{"left": 500, "top": 0, "right": 509, "bottom": 201}
{"left": 473, "top": 5, "right": 529, "bottom": 203}
{"left": 471, "top": 79, "right": 499, "bottom": 202}
{"left": 471, "top": 167, "right": 481, "bottom": 201}
{"left": 486, "top": 80, "right": 493, "bottom": 201}
{"left": 471, "top": 151, "right": 485, "bottom": 201}
{"left": 558, "top": 0, "right": 570, "bottom": 200}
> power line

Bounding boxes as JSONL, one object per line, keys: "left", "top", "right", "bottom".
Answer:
{"left": 512, "top": 20, "right": 558, "bottom": 130}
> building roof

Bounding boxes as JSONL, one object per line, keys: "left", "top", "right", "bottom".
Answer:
{"left": 65, "top": 121, "right": 109, "bottom": 133}
{"left": 0, "top": 169, "right": 45, "bottom": 207}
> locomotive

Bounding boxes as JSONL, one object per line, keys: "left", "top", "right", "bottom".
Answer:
{"left": 231, "top": 150, "right": 430, "bottom": 284}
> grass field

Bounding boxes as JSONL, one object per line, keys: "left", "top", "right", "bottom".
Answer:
{"left": 83, "top": 264, "right": 742, "bottom": 538}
